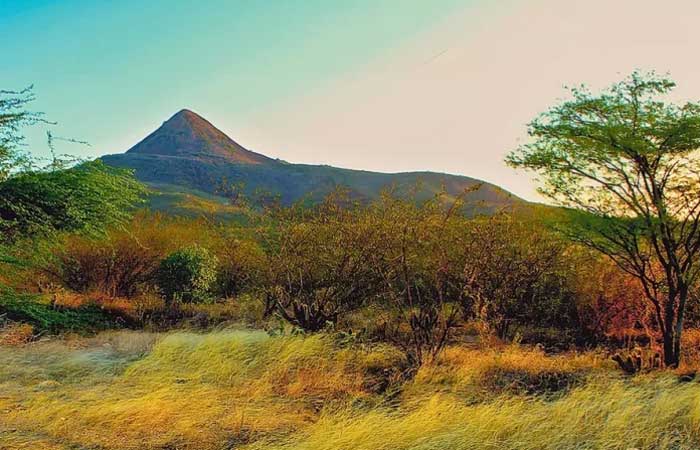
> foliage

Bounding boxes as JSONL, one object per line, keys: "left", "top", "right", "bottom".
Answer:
{"left": 262, "top": 190, "right": 382, "bottom": 331}
{"left": 0, "top": 86, "right": 43, "bottom": 180}
{"left": 463, "top": 216, "right": 580, "bottom": 339}
{"left": 365, "top": 191, "right": 469, "bottom": 366}
{"left": 508, "top": 71, "right": 700, "bottom": 367}
{"left": 0, "top": 160, "right": 146, "bottom": 244}
{"left": 45, "top": 233, "right": 162, "bottom": 298}
{"left": 36, "top": 214, "right": 192, "bottom": 297}
{"left": 0, "top": 287, "right": 118, "bottom": 333}
{"left": 574, "top": 256, "right": 653, "bottom": 343}
{"left": 214, "top": 226, "right": 267, "bottom": 298}
{"left": 157, "top": 245, "right": 219, "bottom": 304}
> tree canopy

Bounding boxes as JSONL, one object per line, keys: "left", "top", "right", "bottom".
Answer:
{"left": 0, "top": 86, "right": 44, "bottom": 180}
{"left": 0, "top": 86, "right": 145, "bottom": 246}
{"left": 507, "top": 72, "right": 700, "bottom": 366}
{"left": 0, "top": 160, "right": 145, "bottom": 244}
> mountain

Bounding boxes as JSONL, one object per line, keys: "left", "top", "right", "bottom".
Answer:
{"left": 101, "top": 109, "right": 524, "bottom": 213}
{"left": 124, "top": 109, "right": 273, "bottom": 165}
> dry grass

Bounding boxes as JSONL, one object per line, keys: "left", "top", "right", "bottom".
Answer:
{"left": 2, "top": 330, "right": 700, "bottom": 450}
{"left": 406, "top": 344, "right": 611, "bottom": 401}
{"left": 0, "top": 329, "right": 400, "bottom": 449}
{"left": 248, "top": 376, "right": 700, "bottom": 450}
{"left": 0, "top": 322, "right": 34, "bottom": 346}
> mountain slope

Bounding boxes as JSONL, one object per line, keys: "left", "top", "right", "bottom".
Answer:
{"left": 125, "top": 109, "right": 273, "bottom": 165}
{"left": 102, "top": 110, "right": 524, "bottom": 212}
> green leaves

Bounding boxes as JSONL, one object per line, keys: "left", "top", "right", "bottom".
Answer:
{"left": 507, "top": 71, "right": 700, "bottom": 366}
{"left": 0, "top": 160, "right": 146, "bottom": 244}
{"left": 507, "top": 71, "right": 700, "bottom": 217}
{"left": 0, "top": 86, "right": 44, "bottom": 181}
{"left": 157, "top": 245, "right": 219, "bottom": 304}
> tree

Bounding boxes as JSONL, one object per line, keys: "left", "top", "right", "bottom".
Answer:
{"left": 262, "top": 190, "right": 381, "bottom": 331}
{"left": 0, "top": 86, "right": 146, "bottom": 246}
{"left": 0, "top": 160, "right": 145, "bottom": 244}
{"left": 507, "top": 72, "right": 700, "bottom": 367}
{"left": 0, "top": 86, "right": 44, "bottom": 180}
{"left": 368, "top": 191, "right": 469, "bottom": 367}
{"left": 463, "top": 216, "right": 578, "bottom": 340}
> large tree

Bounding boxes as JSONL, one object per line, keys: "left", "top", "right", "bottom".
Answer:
{"left": 507, "top": 72, "right": 700, "bottom": 367}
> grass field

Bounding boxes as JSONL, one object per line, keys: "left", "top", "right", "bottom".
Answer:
{"left": 2, "top": 329, "right": 699, "bottom": 450}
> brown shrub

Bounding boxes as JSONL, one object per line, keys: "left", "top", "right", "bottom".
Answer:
{"left": 0, "top": 322, "right": 35, "bottom": 346}
{"left": 40, "top": 213, "right": 219, "bottom": 298}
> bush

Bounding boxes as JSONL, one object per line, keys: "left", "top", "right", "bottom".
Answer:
{"left": 214, "top": 228, "right": 267, "bottom": 297}
{"left": 462, "top": 216, "right": 580, "bottom": 340}
{"left": 48, "top": 233, "right": 162, "bottom": 298}
{"left": 157, "top": 246, "right": 219, "bottom": 304}
{"left": 364, "top": 193, "right": 470, "bottom": 367}
{"left": 0, "top": 160, "right": 145, "bottom": 244}
{"left": 0, "top": 288, "right": 119, "bottom": 333}
{"left": 262, "top": 191, "right": 381, "bottom": 332}
{"left": 27, "top": 213, "right": 219, "bottom": 298}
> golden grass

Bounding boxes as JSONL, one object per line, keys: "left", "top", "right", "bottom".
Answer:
{"left": 406, "top": 344, "right": 611, "bottom": 402}
{"left": 0, "top": 322, "right": 34, "bottom": 346}
{"left": 0, "top": 329, "right": 400, "bottom": 449}
{"left": 247, "top": 376, "right": 700, "bottom": 450}
{"left": 2, "top": 331, "right": 700, "bottom": 450}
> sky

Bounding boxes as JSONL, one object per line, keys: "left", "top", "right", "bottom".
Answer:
{"left": 3, "top": 0, "right": 700, "bottom": 201}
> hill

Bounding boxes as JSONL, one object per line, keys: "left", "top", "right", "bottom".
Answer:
{"left": 101, "top": 109, "right": 524, "bottom": 212}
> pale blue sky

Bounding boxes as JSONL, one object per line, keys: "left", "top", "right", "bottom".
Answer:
{"left": 1, "top": 0, "right": 467, "bottom": 157}
{"left": 3, "top": 0, "right": 700, "bottom": 200}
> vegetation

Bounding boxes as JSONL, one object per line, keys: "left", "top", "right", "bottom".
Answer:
{"left": 3, "top": 330, "right": 700, "bottom": 450}
{"left": 0, "top": 287, "right": 120, "bottom": 333}
{"left": 157, "top": 245, "right": 219, "bottom": 304}
{"left": 0, "top": 160, "right": 145, "bottom": 243}
{"left": 5, "top": 73, "right": 700, "bottom": 449}
{"left": 508, "top": 72, "right": 700, "bottom": 367}
{"left": 262, "top": 191, "right": 381, "bottom": 332}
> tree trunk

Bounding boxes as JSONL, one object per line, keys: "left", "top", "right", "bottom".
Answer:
{"left": 662, "top": 331, "right": 679, "bottom": 368}
{"left": 662, "top": 288, "right": 687, "bottom": 368}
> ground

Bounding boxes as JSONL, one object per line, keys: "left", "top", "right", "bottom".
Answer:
{"left": 2, "top": 329, "right": 700, "bottom": 450}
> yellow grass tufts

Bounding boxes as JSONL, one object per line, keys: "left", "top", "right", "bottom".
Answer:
{"left": 407, "top": 344, "right": 611, "bottom": 401}
{"left": 3, "top": 331, "right": 700, "bottom": 450}
{"left": 0, "top": 330, "right": 400, "bottom": 449}
{"left": 248, "top": 376, "right": 700, "bottom": 450}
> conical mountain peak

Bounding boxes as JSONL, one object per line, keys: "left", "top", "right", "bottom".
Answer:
{"left": 126, "top": 109, "right": 273, "bottom": 165}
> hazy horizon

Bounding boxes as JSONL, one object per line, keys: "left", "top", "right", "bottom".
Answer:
{"left": 4, "top": 0, "right": 700, "bottom": 201}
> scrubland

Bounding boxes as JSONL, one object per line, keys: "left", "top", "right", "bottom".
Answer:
{"left": 3, "top": 204, "right": 700, "bottom": 450}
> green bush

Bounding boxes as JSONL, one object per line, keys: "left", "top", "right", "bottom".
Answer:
{"left": 0, "top": 288, "right": 117, "bottom": 333}
{"left": 157, "top": 246, "right": 218, "bottom": 304}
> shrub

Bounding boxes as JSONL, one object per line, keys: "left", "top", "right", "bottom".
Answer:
{"left": 48, "top": 233, "right": 162, "bottom": 298}
{"left": 262, "top": 191, "right": 381, "bottom": 331}
{"left": 0, "top": 287, "right": 118, "bottom": 333}
{"left": 0, "top": 160, "right": 145, "bottom": 244}
{"left": 29, "top": 213, "right": 218, "bottom": 298}
{"left": 366, "top": 192, "right": 470, "bottom": 367}
{"left": 157, "top": 246, "right": 219, "bottom": 304}
{"left": 214, "top": 228, "right": 267, "bottom": 297}
{"left": 462, "top": 216, "right": 580, "bottom": 340}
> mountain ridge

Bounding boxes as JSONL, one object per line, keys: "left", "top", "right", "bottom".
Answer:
{"left": 101, "top": 110, "right": 525, "bottom": 213}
